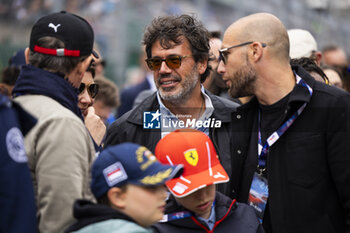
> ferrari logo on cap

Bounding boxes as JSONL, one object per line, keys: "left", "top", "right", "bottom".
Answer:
{"left": 184, "top": 149, "right": 198, "bottom": 166}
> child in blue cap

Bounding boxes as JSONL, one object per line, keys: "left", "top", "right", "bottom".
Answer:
{"left": 66, "top": 142, "right": 183, "bottom": 233}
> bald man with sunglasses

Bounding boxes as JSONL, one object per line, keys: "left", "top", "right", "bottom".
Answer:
{"left": 105, "top": 14, "right": 239, "bottom": 199}
{"left": 218, "top": 13, "right": 350, "bottom": 233}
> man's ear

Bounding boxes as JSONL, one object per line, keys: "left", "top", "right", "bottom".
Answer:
{"left": 314, "top": 51, "right": 322, "bottom": 66}
{"left": 24, "top": 48, "right": 30, "bottom": 64}
{"left": 107, "top": 187, "right": 127, "bottom": 209}
{"left": 250, "top": 42, "right": 264, "bottom": 63}
{"left": 197, "top": 59, "right": 208, "bottom": 75}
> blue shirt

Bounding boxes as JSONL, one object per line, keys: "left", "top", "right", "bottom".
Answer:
{"left": 157, "top": 86, "right": 214, "bottom": 138}
{"left": 197, "top": 203, "right": 216, "bottom": 230}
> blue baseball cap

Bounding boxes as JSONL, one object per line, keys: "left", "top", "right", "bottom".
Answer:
{"left": 8, "top": 49, "right": 26, "bottom": 68}
{"left": 91, "top": 142, "right": 183, "bottom": 198}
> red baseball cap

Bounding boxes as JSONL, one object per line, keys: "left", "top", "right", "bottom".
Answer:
{"left": 155, "top": 129, "right": 229, "bottom": 197}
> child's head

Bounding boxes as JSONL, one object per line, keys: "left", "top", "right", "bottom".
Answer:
{"left": 91, "top": 142, "right": 183, "bottom": 227}
{"left": 155, "top": 129, "right": 229, "bottom": 218}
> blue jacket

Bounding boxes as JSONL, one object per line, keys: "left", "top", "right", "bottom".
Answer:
{"left": 0, "top": 94, "right": 37, "bottom": 233}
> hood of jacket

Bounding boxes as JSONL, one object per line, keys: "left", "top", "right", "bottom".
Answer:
{"left": 13, "top": 65, "right": 83, "bottom": 120}
{"left": 65, "top": 199, "right": 135, "bottom": 232}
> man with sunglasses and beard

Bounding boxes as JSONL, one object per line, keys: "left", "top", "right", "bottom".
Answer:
{"left": 217, "top": 13, "right": 350, "bottom": 233}
{"left": 12, "top": 12, "right": 98, "bottom": 233}
{"left": 105, "top": 14, "right": 239, "bottom": 199}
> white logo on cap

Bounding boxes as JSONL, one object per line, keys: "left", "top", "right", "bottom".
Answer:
{"left": 48, "top": 23, "right": 61, "bottom": 32}
{"left": 213, "top": 172, "right": 226, "bottom": 179}
{"left": 172, "top": 182, "right": 188, "bottom": 194}
{"left": 6, "top": 127, "right": 27, "bottom": 163}
{"left": 103, "top": 162, "right": 128, "bottom": 187}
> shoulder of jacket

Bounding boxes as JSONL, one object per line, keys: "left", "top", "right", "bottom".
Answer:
{"left": 314, "top": 82, "right": 350, "bottom": 100}
{"left": 208, "top": 92, "right": 239, "bottom": 109}
{"left": 116, "top": 93, "right": 158, "bottom": 125}
{"left": 15, "top": 95, "right": 82, "bottom": 122}
{"left": 92, "top": 219, "right": 151, "bottom": 233}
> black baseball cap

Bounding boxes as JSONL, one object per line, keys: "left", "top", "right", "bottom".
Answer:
{"left": 29, "top": 11, "right": 99, "bottom": 58}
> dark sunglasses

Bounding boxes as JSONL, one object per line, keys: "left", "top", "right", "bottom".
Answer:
{"left": 219, "top": 41, "right": 266, "bottom": 64}
{"left": 145, "top": 55, "right": 191, "bottom": 71}
{"left": 88, "top": 59, "right": 95, "bottom": 70}
{"left": 79, "top": 83, "right": 99, "bottom": 98}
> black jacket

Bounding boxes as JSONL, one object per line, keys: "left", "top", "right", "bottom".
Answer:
{"left": 231, "top": 65, "right": 350, "bottom": 233}
{"left": 65, "top": 199, "right": 136, "bottom": 232}
{"left": 152, "top": 192, "right": 264, "bottom": 233}
{"left": 106, "top": 92, "right": 239, "bottom": 198}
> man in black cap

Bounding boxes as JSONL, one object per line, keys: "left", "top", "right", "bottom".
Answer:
{"left": 12, "top": 11, "right": 98, "bottom": 233}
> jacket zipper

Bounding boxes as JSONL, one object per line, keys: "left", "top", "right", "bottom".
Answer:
{"left": 190, "top": 199, "right": 237, "bottom": 232}
{"left": 210, "top": 127, "right": 220, "bottom": 161}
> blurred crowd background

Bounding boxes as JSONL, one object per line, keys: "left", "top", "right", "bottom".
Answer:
{"left": 1, "top": 0, "right": 349, "bottom": 88}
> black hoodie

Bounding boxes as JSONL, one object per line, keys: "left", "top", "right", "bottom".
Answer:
{"left": 65, "top": 199, "right": 137, "bottom": 232}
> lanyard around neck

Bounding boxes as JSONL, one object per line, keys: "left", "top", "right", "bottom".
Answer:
{"left": 160, "top": 200, "right": 216, "bottom": 222}
{"left": 257, "top": 75, "right": 313, "bottom": 172}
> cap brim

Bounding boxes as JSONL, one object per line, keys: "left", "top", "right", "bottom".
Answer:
{"left": 92, "top": 50, "right": 99, "bottom": 59}
{"left": 135, "top": 163, "right": 184, "bottom": 186}
{"left": 166, "top": 163, "right": 229, "bottom": 198}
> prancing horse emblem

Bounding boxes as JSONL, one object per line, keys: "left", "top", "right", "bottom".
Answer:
{"left": 48, "top": 23, "right": 61, "bottom": 32}
{"left": 184, "top": 149, "right": 198, "bottom": 166}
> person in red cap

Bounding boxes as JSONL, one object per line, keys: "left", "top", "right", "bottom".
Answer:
{"left": 153, "top": 129, "right": 264, "bottom": 233}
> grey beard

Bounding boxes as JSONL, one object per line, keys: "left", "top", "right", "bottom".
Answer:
{"left": 158, "top": 68, "right": 199, "bottom": 105}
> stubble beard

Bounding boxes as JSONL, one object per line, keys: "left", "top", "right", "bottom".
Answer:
{"left": 158, "top": 66, "right": 199, "bottom": 105}
{"left": 229, "top": 58, "right": 257, "bottom": 98}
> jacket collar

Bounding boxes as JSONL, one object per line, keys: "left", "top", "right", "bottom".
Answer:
{"left": 289, "top": 64, "right": 315, "bottom": 104}
{"left": 13, "top": 65, "right": 83, "bottom": 120}
{"left": 126, "top": 91, "right": 235, "bottom": 125}
{"left": 238, "top": 65, "right": 314, "bottom": 112}
{"left": 164, "top": 192, "right": 236, "bottom": 224}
